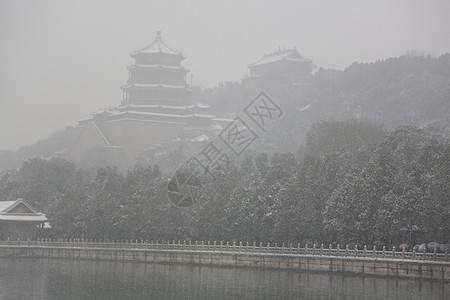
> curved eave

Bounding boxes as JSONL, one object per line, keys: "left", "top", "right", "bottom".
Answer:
{"left": 117, "top": 103, "right": 209, "bottom": 111}
{"left": 127, "top": 64, "right": 188, "bottom": 72}
{"left": 249, "top": 57, "right": 308, "bottom": 69}
{"left": 129, "top": 51, "right": 186, "bottom": 60}
{"left": 0, "top": 214, "right": 47, "bottom": 222}
{"left": 109, "top": 111, "right": 215, "bottom": 120}
{"left": 121, "top": 83, "right": 187, "bottom": 91}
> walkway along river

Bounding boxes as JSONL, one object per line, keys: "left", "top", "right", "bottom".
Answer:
{"left": 0, "top": 239, "right": 448, "bottom": 281}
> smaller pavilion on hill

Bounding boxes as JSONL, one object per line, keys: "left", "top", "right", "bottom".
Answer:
{"left": 0, "top": 198, "right": 47, "bottom": 241}
{"left": 248, "top": 48, "right": 313, "bottom": 79}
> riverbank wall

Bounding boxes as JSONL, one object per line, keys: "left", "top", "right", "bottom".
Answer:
{"left": 0, "top": 245, "right": 448, "bottom": 281}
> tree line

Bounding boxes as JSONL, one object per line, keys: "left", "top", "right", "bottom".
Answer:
{"left": 0, "top": 120, "right": 448, "bottom": 246}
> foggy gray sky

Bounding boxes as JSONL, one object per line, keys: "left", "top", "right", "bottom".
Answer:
{"left": 1, "top": 0, "right": 449, "bottom": 151}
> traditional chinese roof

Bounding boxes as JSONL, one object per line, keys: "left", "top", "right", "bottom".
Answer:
{"left": 130, "top": 31, "right": 184, "bottom": 58}
{"left": 105, "top": 110, "right": 215, "bottom": 123}
{"left": 116, "top": 103, "right": 210, "bottom": 112}
{"left": 127, "top": 64, "right": 187, "bottom": 71}
{"left": 0, "top": 198, "right": 47, "bottom": 222}
{"left": 249, "top": 48, "right": 305, "bottom": 68}
{"left": 121, "top": 83, "right": 186, "bottom": 90}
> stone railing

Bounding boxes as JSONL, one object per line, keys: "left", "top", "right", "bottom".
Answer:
{"left": 0, "top": 238, "right": 448, "bottom": 262}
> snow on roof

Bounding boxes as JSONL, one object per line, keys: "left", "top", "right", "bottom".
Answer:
{"left": 0, "top": 198, "right": 47, "bottom": 222}
{"left": 249, "top": 48, "right": 305, "bottom": 68}
{"left": 189, "top": 102, "right": 210, "bottom": 109}
{"left": 0, "top": 201, "right": 16, "bottom": 212}
{"left": 118, "top": 104, "right": 191, "bottom": 111}
{"left": 191, "top": 133, "right": 210, "bottom": 142}
{"left": 130, "top": 31, "right": 183, "bottom": 57}
{"left": 192, "top": 113, "right": 215, "bottom": 118}
{"left": 121, "top": 83, "right": 186, "bottom": 89}
{"left": 119, "top": 103, "right": 209, "bottom": 112}
{"left": 106, "top": 118, "right": 186, "bottom": 126}
{"left": 129, "top": 64, "right": 185, "bottom": 70}
{"left": 298, "top": 103, "right": 311, "bottom": 112}
{"left": 110, "top": 110, "right": 185, "bottom": 118}
{"left": 109, "top": 110, "right": 215, "bottom": 119}
{"left": 212, "top": 117, "right": 234, "bottom": 123}
{"left": 0, "top": 214, "right": 47, "bottom": 222}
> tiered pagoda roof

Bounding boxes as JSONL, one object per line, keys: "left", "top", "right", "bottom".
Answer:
{"left": 121, "top": 31, "right": 190, "bottom": 107}
{"left": 129, "top": 30, "right": 184, "bottom": 57}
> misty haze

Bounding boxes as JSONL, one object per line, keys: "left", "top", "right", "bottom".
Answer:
{"left": 0, "top": 1, "right": 449, "bottom": 299}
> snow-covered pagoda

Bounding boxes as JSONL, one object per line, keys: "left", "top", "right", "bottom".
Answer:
{"left": 71, "top": 31, "right": 222, "bottom": 162}
{"left": 0, "top": 198, "right": 47, "bottom": 240}
{"left": 122, "top": 30, "right": 189, "bottom": 107}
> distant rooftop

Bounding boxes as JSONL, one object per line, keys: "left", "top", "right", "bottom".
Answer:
{"left": 130, "top": 31, "right": 184, "bottom": 57}
{"left": 249, "top": 48, "right": 306, "bottom": 68}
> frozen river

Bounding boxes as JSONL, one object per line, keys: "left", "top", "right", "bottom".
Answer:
{"left": 0, "top": 258, "right": 447, "bottom": 299}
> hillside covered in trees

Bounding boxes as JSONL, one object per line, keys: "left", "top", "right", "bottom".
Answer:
{"left": 0, "top": 121, "right": 448, "bottom": 246}
{"left": 1, "top": 53, "right": 449, "bottom": 172}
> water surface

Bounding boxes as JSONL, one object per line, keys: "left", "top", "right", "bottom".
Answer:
{"left": 0, "top": 258, "right": 447, "bottom": 299}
